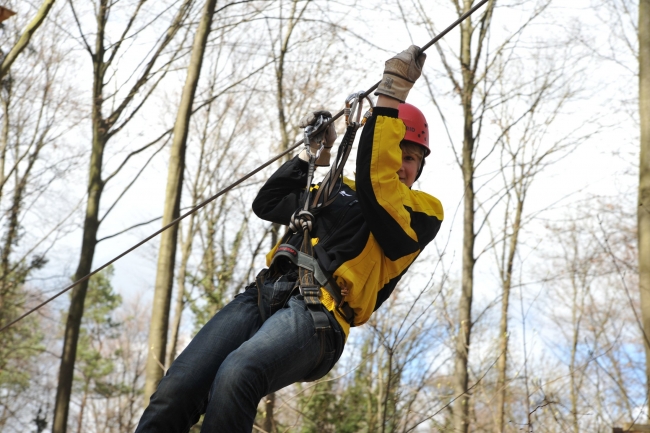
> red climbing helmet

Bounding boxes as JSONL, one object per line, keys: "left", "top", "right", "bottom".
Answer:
{"left": 398, "top": 103, "right": 430, "bottom": 157}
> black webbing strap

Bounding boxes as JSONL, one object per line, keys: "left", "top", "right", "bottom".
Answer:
{"left": 255, "top": 269, "right": 269, "bottom": 322}
{"left": 310, "top": 124, "right": 358, "bottom": 210}
{"left": 271, "top": 243, "right": 354, "bottom": 325}
{"left": 297, "top": 229, "right": 331, "bottom": 331}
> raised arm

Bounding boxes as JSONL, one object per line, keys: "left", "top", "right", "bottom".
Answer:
{"left": 356, "top": 46, "right": 443, "bottom": 260}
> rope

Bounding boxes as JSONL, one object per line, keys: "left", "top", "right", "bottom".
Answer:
{"left": 0, "top": 0, "right": 489, "bottom": 334}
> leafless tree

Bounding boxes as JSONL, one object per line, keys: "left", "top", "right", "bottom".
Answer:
{"left": 637, "top": 0, "right": 650, "bottom": 420}
{"left": 53, "top": 1, "right": 195, "bottom": 431}
{"left": 0, "top": 4, "right": 81, "bottom": 429}
{"left": 481, "top": 46, "right": 592, "bottom": 431}
{"left": 523, "top": 195, "right": 641, "bottom": 432}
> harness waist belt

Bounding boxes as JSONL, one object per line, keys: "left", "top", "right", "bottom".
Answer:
{"left": 271, "top": 244, "right": 354, "bottom": 325}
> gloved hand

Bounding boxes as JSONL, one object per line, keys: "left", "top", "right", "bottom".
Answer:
{"left": 298, "top": 110, "right": 337, "bottom": 167}
{"left": 374, "top": 45, "right": 426, "bottom": 103}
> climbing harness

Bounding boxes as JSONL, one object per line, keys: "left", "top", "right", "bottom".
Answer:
{"left": 268, "top": 92, "right": 374, "bottom": 328}
{"left": 0, "top": 0, "right": 489, "bottom": 334}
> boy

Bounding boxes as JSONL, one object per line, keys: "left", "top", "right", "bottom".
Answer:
{"left": 136, "top": 45, "right": 443, "bottom": 433}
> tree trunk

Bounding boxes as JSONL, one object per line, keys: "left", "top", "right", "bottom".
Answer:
{"left": 0, "top": 91, "right": 11, "bottom": 316}
{"left": 166, "top": 80, "right": 215, "bottom": 366}
{"left": 495, "top": 198, "right": 523, "bottom": 432}
{"left": 52, "top": 133, "right": 105, "bottom": 433}
{"left": 639, "top": 0, "right": 650, "bottom": 422}
{"left": 381, "top": 349, "right": 394, "bottom": 433}
{"left": 166, "top": 215, "right": 196, "bottom": 367}
{"left": 76, "top": 380, "right": 90, "bottom": 433}
{"left": 205, "top": 210, "right": 222, "bottom": 316}
{"left": 569, "top": 282, "right": 580, "bottom": 433}
{"left": 51, "top": 0, "right": 190, "bottom": 427}
{"left": 52, "top": 3, "right": 108, "bottom": 426}
{"left": 263, "top": 393, "right": 275, "bottom": 433}
{"left": 0, "top": 91, "right": 9, "bottom": 205}
{"left": 0, "top": 67, "right": 49, "bottom": 311}
{"left": 453, "top": 4, "right": 477, "bottom": 432}
{"left": 0, "top": 0, "right": 57, "bottom": 81}
{"left": 143, "top": 0, "right": 218, "bottom": 403}
{"left": 451, "top": 1, "right": 497, "bottom": 429}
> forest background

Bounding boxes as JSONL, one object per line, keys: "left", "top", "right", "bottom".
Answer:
{"left": 0, "top": 0, "right": 647, "bottom": 432}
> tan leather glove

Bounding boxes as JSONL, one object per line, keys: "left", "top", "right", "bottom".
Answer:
{"left": 374, "top": 45, "right": 426, "bottom": 103}
{"left": 298, "top": 110, "right": 337, "bottom": 167}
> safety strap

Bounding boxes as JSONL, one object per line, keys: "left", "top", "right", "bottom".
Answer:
{"left": 271, "top": 243, "right": 354, "bottom": 325}
{"left": 255, "top": 269, "right": 269, "bottom": 322}
{"left": 268, "top": 94, "right": 373, "bottom": 330}
{"left": 310, "top": 123, "right": 356, "bottom": 210}
{"left": 311, "top": 93, "right": 372, "bottom": 210}
{"left": 288, "top": 129, "right": 333, "bottom": 332}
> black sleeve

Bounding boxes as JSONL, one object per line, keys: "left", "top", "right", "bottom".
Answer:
{"left": 252, "top": 155, "right": 309, "bottom": 225}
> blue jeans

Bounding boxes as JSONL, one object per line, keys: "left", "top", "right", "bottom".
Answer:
{"left": 135, "top": 272, "right": 345, "bottom": 433}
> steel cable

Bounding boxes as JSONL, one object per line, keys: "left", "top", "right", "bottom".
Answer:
{"left": 0, "top": 0, "right": 489, "bottom": 333}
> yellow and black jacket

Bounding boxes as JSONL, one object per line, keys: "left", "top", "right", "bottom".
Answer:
{"left": 252, "top": 107, "right": 444, "bottom": 337}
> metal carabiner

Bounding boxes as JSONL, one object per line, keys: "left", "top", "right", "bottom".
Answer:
{"left": 345, "top": 91, "right": 362, "bottom": 127}
{"left": 303, "top": 115, "right": 325, "bottom": 160}
{"left": 345, "top": 91, "right": 375, "bottom": 127}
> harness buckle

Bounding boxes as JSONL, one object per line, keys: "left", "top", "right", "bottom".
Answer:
{"left": 299, "top": 284, "right": 331, "bottom": 331}
{"left": 299, "top": 284, "right": 321, "bottom": 305}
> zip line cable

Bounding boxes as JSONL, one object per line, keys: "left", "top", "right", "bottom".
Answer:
{"left": 0, "top": 0, "right": 489, "bottom": 334}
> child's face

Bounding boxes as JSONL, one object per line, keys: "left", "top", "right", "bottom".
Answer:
{"left": 398, "top": 147, "right": 423, "bottom": 188}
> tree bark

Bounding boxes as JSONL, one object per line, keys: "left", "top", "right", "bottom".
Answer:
{"left": 0, "top": 90, "right": 9, "bottom": 205}
{"left": 165, "top": 77, "right": 216, "bottom": 367}
{"left": 639, "top": 0, "right": 650, "bottom": 422}
{"left": 52, "top": 136, "right": 105, "bottom": 433}
{"left": 143, "top": 0, "right": 218, "bottom": 403}
{"left": 166, "top": 215, "right": 196, "bottom": 368}
{"left": 0, "top": 0, "right": 57, "bottom": 81}
{"left": 453, "top": 4, "right": 477, "bottom": 432}
{"left": 0, "top": 90, "right": 12, "bottom": 315}
{"left": 263, "top": 392, "right": 275, "bottom": 433}
{"left": 52, "top": 3, "right": 108, "bottom": 429}
{"left": 569, "top": 275, "right": 580, "bottom": 433}
{"left": 76, "top": 380, "right": 90, "bottom": 433}
{"left": 450, "top": 1, "right": 497, "bottom": 429}
{"left": 494, "top": 197, "right": 522, "bottom": 432}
